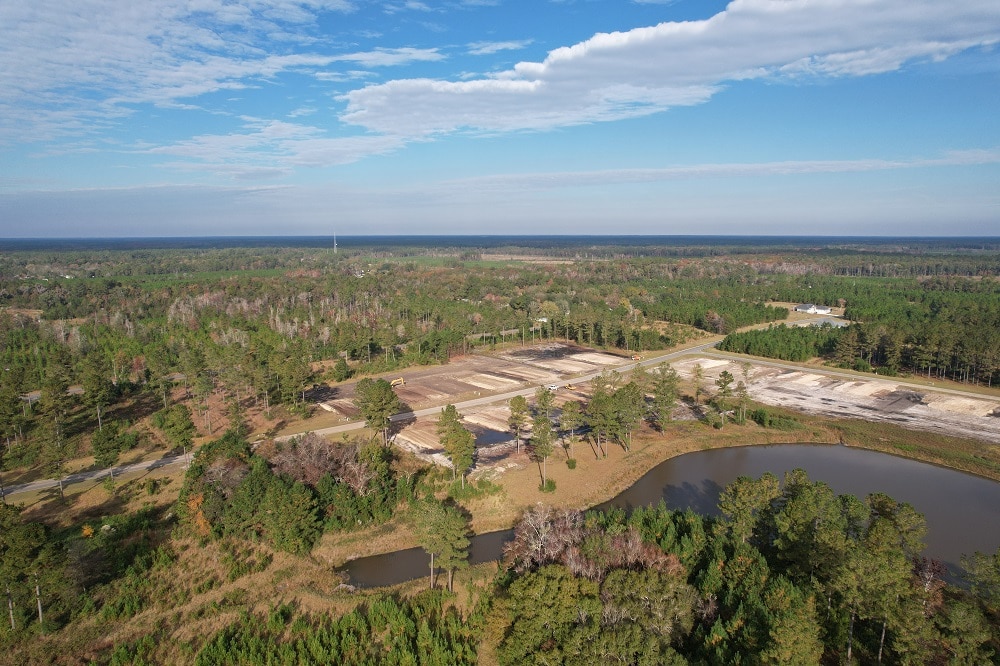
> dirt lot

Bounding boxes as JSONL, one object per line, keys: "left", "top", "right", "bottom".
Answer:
{"left": 672, "top": 355, "right": 1000, "bottom": 445}
{"left": 316, "top": 342, "right": 1000, "bottom": 482}
{"left": 313, "top": 343, "right": 624, "bottom": 421}
{"left": 384, "top": 344, "right": 623, "bottom": 463}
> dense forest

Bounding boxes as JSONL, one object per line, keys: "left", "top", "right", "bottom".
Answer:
{"left": 3, "top": 239, "right": 998, "bottom": 397}
{"left": 719, "top": 276, "right": 1000, "bottom": 383}
{"left": 0, "top": 237, "right": 998, "bottom": 663}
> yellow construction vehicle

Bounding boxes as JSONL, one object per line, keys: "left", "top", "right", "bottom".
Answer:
{"left": 390, "top": 377, "right": 405, "bottom": 387}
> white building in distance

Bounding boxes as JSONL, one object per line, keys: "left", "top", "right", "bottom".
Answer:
{"left": 794, "top": 303, "right": 832, "bottom": 315}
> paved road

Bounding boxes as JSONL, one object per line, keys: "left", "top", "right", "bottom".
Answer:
{"left": 3, "top": 452, "right": 189, "bottom": 500}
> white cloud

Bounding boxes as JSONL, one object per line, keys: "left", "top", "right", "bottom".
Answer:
{"left": 382, "top": 1, "right": 433, "bottom": 15}
{"left": 342, "top": 0, "right": 1000, "bottom": 136}
{"left": 288, "top": 106, "right": 319, "bottom": 118}
{"left": 144, "top": 118, "right": 406, "bottom": 177}
{"left": 467, "top": 40, "right": 533, "bottom": 56}
{"left": 0, "top": 0, "right": 354, "bottom": 142}
{"left": 330, "top": 47, "right": 444, "bottom": 67}
{"left": 5, "top": 0, "right": 998, "bottom": 179}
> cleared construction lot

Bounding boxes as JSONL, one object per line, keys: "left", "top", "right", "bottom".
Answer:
{"left": 315, "top": 343, "right": 1000, "bottom": 472}
{"left": 315, "top": 344, "right": 625, "bottom": 464}
{"left": 672, "top": 356, "right": 1000, "bottom": 445}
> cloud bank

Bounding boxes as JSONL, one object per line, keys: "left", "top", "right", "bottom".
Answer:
{"left": 342, "top": 0, "right": 1000, "bottom": 137}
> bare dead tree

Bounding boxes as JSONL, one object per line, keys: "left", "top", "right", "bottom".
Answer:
{"left": 504, "top": 506, "right": 584, "bottom": 573}
{"left": 203, "top": 458, "right": 250, "bottom": 498}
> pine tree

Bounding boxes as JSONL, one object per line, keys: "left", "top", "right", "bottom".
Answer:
{"left": 612, "top": 382, "right": 644, "bottom": 451}
{"left": 332, "top": 357, "right": 351, "bottom": 382}
{"left": 531, "top": 414, "right": 553, "bottom": 486}
{"left": 81, "top": 354, "right": 115, "bottom": 431}
{"left": 508, "top": 395, "right": 529, "bottom": 455}
{"left": 691, "top": 363, "right": 705, "bottom": 405}
{"left": 714, "top": 370, "right": 735, "bottom": 426}
{"left": 758, "top": 577, "right": 825, "bottom": 665}
{"left": 585, "top": 386, "right": 615, "bottom": 458}
{"left": 354, "top": 378, "right": 400, "bottom": 446}
{"left": 412, "top": 499, "right": 469, "bottom": 591}
{"left": 650, "top": 363, "right": 679, "bottom": 431}
{"left": 558, "top": 400, "right": 583, "bottom": 459}
{"left": 437, "top": 405, "right": 474, "bottom": 488}
{"left": 718, "top": 473, "right": 780, "bottom": 545}
{"left": 534, "top": 386, "right": 554, "bottom": 419}
{"left": 91, "top": 421, "right": 123, "bottom": 481}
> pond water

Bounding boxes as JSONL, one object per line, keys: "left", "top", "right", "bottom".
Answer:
{"left": 340, "top": 444, "right": 1000, "bottom": 588}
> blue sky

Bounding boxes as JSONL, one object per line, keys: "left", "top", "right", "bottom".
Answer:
{"left": 1, "top": 0, "right": 998, "bottom": 237}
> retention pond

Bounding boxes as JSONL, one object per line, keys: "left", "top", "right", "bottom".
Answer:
{"left": 341, "top": 444, "right": 1000, "bottom": 587}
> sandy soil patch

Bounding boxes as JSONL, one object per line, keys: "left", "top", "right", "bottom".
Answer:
{"left": 460, "top": 374, "right": 521, "bottom": 390}
{"left": 392, "top": 420, "right": 449, "bottom": 466}
{"left": 672, "top": 358, "right": 729, "bottom": 374}
{"left": 675, "top": 356, "right": 1000, "bottom": 445}
{"left": 922, "top": 394, "right": 999, "bottom": 417}
{"left": 831, "top": 381, "right": 891, "bottom": 397}
{"left": 311, "top": 341, "right": 1000, "bottom": 481}
{"left": 572, "top": 352, "right": 626, "bottom": 366}
{"left": 393, "top": 400, "right": 515, "bottom": 468}
{"left": 533, "top": 358, "right": 600, "bottom": 374}
{"left": 462, "top": 406, "right": 512, "bottom": 432}
{"left": 320, "top": 399, "right": 358, "bottom": 419}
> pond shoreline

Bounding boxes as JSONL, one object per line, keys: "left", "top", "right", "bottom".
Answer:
{"left": 341, "top": 439, "right": 1000, "bottom": 588}
{"left": 331, "top": 407, "right": 1000, "bottom": 588}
